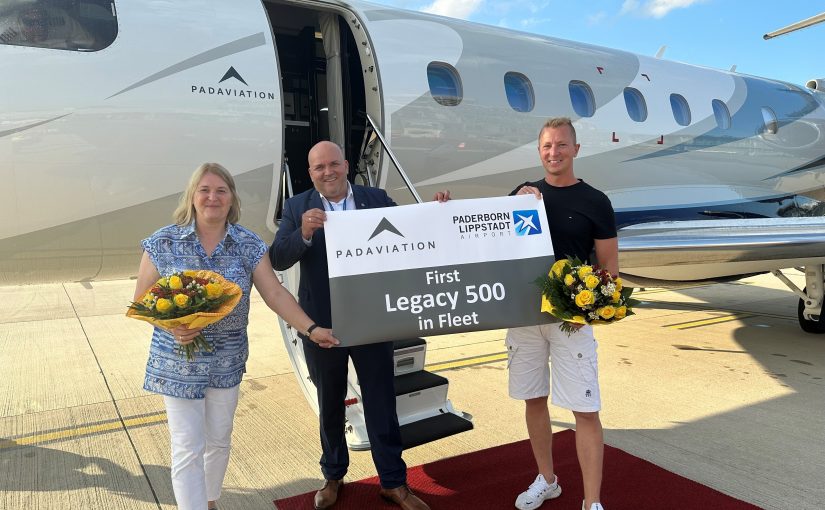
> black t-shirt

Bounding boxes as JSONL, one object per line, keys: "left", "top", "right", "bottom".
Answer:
{"left": 511, "top": 179, "right": 617, "bottom": 263}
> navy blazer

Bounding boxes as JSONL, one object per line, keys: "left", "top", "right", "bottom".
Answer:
{"left": 270, "top": 185, "right": 396, "bottom": 328}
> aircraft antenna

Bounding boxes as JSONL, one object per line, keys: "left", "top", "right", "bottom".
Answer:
{"left": 655, "top": 45, "right": 666, "bottom": 58}
{"left": 764, "top": 12, "right": 825, "bottom": 39}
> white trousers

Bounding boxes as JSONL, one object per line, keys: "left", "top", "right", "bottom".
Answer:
{"left": 163, "top": 385, "right": 241, "bottom": 510}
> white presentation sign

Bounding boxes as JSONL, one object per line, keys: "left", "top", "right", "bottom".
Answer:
{"left": 325, "top": 195, "right": 555, "bottom": 345}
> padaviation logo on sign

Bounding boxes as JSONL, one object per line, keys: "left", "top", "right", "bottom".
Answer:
{"left": 324, "top": 195, "right": 556, "bottom": 345}
{"left": 368, "top": 217, "right": 404, "bottom": 240}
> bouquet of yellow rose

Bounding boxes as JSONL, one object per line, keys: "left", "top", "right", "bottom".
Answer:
{"left": 127, "top": 270, "right": 242, "bottom": 360}
{"left": 536, "top": 257, "right": 639, "bottom": 334}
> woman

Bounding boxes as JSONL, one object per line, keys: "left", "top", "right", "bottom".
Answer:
{"left": 135, "top": 163, "right": 338, "bottom": 510}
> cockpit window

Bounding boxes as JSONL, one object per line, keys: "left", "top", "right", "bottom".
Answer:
{"left": 427, "top": 62, "right": 462, "bottom": 107}
{"left": 0, "top": 0, "right": 117, "bottom": 51}
{"left": 504, "top": 72, "right": 535, "bottom": 112}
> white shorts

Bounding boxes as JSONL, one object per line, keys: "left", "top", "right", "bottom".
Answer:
{"left": 506, "top": 323, "right": 601, "bottom": 412}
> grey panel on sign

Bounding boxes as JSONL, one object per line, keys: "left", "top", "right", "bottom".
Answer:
{"left": 330, "top": 257, "right": 556, "bottom": 346}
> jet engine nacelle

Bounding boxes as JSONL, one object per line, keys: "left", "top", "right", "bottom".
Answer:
{"left": 806, "top": 78, "right": 825, "bottom": 91}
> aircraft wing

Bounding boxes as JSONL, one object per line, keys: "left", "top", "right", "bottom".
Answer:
{"left": 618, "top": 217, "right": 825, "bottom": 283}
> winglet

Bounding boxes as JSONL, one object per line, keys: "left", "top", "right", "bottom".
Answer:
{"left": 655, "top": 45, "right": 666, "bottom": 58}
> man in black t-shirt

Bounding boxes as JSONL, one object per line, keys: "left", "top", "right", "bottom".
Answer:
{"left": 507, "top": 118, "right": 618, "bottom": 510}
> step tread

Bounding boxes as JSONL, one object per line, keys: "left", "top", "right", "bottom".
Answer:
{"left": 400, "top": 412, "right": 473, "bottom": 450}
{"left": 393, "top": 338, "right": 426, "bottom": 350}
{"left": 395, "top": 370, "right": 447, "bottom": 396}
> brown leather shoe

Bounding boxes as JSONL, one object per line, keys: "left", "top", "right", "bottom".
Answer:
{"left": 379, "top": 485, "right": 430, "bottom": 510}
{"left": 314, "top": 479, "right": 343, "bottom": 510}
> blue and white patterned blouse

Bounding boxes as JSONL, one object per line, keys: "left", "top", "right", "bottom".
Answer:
{"left": 141, "top": 222, "right": 267, "bottom": 399}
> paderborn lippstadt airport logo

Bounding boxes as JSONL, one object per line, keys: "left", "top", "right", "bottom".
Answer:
{"left": 513, "top": 210, "right": 541, "bottom": 236}
{"left": 453, "top": 208, "right": 542, "bottom": 239}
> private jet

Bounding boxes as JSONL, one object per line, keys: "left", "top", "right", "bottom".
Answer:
{"left": 2, "top": 0, "right": 824, "bottom": 449}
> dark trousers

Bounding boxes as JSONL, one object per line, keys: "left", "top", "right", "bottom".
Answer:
{"left": 303, "top": 339, "right": 407, "bottom": 489}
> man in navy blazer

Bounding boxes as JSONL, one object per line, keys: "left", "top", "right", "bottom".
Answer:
{"left": 270, "top": 141, "right": 439, "bottom": 510}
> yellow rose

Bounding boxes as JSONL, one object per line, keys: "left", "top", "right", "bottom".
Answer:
{"left": 541, "top": 294, "right": 554, "bottom": 314}
{"left": 612, "top": 291, "right": 621, "bottom": 303}
{"left": 598, "top": 306, "right": 616, "bottom": 319}
{"left": 155, "top": 298, "right": 174, "bottom": 313}
{"left": 571, "top": 315, "right": 586, "bottom": 324}
{"left": 614, "top": 306, "right": 627, "bottom": 320}
{"left": 564, "top": 273, "right": 575, "bottom": 286}
{"left": 574, "top": 290, "right": 594, "bottom": 308}
{"left": 615, "top": 277, "right": 623, "bottom": 291}
{"left": 577, "top": 265, "right": 593, "bottom": 279}
{"left": 168, "top": 275, "right": 183, "bottom": 290}
{"left": 173, "top": 293, "right": 190, "bottom": 308}
{"left": 550, "top": 259, "right": 570, "bottom": 278}
{"left": 584, "top": 274, "right": 600, "bottom": 289}
{"left": 205, "top": 283, "right": 224, "bottom": 299}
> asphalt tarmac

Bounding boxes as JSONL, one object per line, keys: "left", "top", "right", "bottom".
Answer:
{"left": 0, "top": 270, "right": 822, "bottom": 509}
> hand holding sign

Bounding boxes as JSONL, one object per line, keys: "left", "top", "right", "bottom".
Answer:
{"left": 301, "top": 208, "right": 327, "bottom": 240}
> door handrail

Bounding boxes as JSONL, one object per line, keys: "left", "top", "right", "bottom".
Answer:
{"left": 364, "top": 113, "right": 423, "bottom": 204}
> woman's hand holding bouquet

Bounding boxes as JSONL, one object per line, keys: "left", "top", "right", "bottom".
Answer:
{"left": 127, "top": 270, "right": 242, "bottom": 360}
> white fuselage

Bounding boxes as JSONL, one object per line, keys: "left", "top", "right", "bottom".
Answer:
{"left": 2, "top": 0, "right": 824, "bottom": 285}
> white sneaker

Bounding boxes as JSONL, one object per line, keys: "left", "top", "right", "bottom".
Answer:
{"left": 514, "top": 474, "right": 562, "bottom": 510}
{"left": 582, "top": 502, "right": 604, "bottom": 510}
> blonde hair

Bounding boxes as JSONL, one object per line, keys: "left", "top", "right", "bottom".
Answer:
{"left": 173, "top": 163, "right": 241, "bottom": 226}
{"left": 539, "top": 117, "right": 577, "bottom": 144}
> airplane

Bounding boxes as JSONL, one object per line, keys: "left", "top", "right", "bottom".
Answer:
{"left": 2, "top": 0, "right": 825, "bottom": 450}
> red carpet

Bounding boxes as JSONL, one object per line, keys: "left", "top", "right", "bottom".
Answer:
{"left": 275, "top": 429, "right": 761, "bottom": 509}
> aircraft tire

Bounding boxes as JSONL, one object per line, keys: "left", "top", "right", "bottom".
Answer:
{"left": 798, "top": 287, "right": 825, "bottom": 334}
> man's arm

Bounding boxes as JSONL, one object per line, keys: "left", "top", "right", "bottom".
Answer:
{"left": 270, "top": 199, "right": 309, "bottom": 270}
{"left": 594, "top": 237, "right": 619, "bottom": 276}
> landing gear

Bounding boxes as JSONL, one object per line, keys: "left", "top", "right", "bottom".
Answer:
{"left": 798, "top": 287, "right": 825, "bottom": 334}
{"left": 772, "top": 265, "right": 824, "bottom": 334}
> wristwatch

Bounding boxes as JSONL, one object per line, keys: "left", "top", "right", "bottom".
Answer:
{"left": 306, "top": 323, "right": 318, "bottom": 337}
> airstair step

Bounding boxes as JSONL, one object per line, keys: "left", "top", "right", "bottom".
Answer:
{"left": 394, "top": 370, "right": 447, "bottom": 397}
{"left": 400, "top": 412, "right": 474, "bottom": 449}
{"left": 393, "top": 338, "right": 426, "bottom": 350}
{"left": 392, "top": 338, "right": 427, "bottom": 375}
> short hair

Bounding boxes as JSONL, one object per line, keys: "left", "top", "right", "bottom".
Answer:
{"left": 538, "top": 117, "right": 577, "bottom": 145}
{"left": 173, "top": 163, "right": 241, "bottom": 226}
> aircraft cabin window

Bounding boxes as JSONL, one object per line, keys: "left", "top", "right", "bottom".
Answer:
{"left": 670, "top": 94, "right": 691, "bottom": 126}
{"left": 0, "top": 0, "right": 118, "bottom": 51}
{"left": 623, "top": 87, "right": 647, "bottom": 122}
{"left": 761, "top": 107, "right": 778, "bottom": 135}
{"left": 427, "top": 62, "right": 463, "bottom": 106}
{"left": 712, "top": 99, "right": 731, "bottom": 130}
{"left": 504, "top": 72, "right": 535, "bottom": 112}
{"left": 569, "top": 81, "right": 595, "bottom": 118}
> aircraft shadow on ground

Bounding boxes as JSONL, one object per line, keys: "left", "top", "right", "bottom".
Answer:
{"left": 634, "top": 281, "right": 802, "bottom": 313}
{"left": 0, "top": 444, "right": 175, "bottom": 505}
{"left": 605, "top": 290, "right": 825, "bottom": 508}
{"left": 0, "top": 441, "right": 323, "bottom": 508}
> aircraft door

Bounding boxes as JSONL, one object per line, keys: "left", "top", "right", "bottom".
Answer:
{"left": 264, "top": 2, "right": 374, "bottom": 210}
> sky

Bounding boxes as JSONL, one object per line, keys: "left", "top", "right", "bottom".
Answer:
{"left": 372, "top": 0, "right": 823, "bottom": 87}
